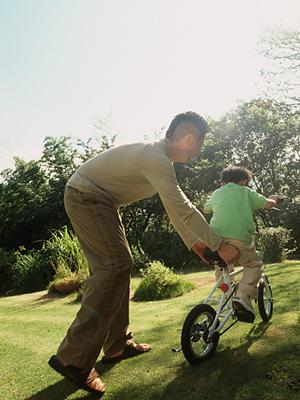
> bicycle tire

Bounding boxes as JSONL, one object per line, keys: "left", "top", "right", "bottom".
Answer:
{"left": 258, "top": 276, "right": 273, "bottom": 321}
{"left": 181, "top": 303, "right": 219, "bottom": 365}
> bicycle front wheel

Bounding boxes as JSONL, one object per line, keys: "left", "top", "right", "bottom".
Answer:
{"left": 181, "top": 304, "right": 219, "bottom": 365}
{"left": 258, "top": 275, "right": 273, "bottom": 321}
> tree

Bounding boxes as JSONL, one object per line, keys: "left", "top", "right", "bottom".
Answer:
{"left": 0, "top": 131, "right": 117, "bottom": 250}
{"left": 220, "top": 99, "right": 300, "bottom": 199}
{"left": 217, "top": 99, "right": 300, "bottom": 251}
{"left": 0, "top": 158, "right": 50, "bottom": 248}
{"left": 260, "top": 28, "right": 300, "bottom": 105}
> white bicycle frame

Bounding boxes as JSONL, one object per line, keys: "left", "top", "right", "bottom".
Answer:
{"left": 203, "top": 266, "right": 243, "bottom": 338}
{"left": 203, "top": 265, "right": 271, "bottom": 338}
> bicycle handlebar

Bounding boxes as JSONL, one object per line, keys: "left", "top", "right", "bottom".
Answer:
{"left": 203, "top": 248, "right": 227, "bottom": 268}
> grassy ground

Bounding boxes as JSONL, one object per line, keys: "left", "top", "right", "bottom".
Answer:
{"left": 0, "top": 261, "right": 299, "bottom": 400}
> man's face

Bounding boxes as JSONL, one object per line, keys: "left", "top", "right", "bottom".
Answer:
{"left": 177, "top": 134, "right": 204, "bottom": 163}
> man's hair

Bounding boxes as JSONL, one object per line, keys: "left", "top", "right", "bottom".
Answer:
{"left": 221, "top": 166, "right": 253, "bottom": 184}
{"left": 166, "top": 111, "right": 209, "bottom": 140}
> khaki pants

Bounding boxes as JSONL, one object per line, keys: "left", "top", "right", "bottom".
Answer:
{"left": 56, "top": 186, "right": 133, "bottom": 369}
{"left": 216, "top": 239, "right": 263, "bottom": 299}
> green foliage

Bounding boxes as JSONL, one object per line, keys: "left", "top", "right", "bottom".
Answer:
{"left": 3, "top": 227, "right": 88, "bottom": 294}
{"left": 45, "top": 228, "right": 89, "bottom": 294}
{"left": 0, "top": 248, "right": 17, "bottom": 293}
{"left": 0, "top": 130, "right": 117, "bottom": 251}
{"left": 256, "top": 227, "right": 293, "bottom": 263}
{"left": 260, "top": 27, "right": 300, "bottom": 104}
{"left": 130, "top": 245, "right": 150, "bottom": 274}
{"left": 0, "top": 158, "right": 51, "bottom": 249}
{"left": 47, "top": 262, "right": 86, "bottom": 295}
{"left": 218, "top": 99, "right": 300, "bottom": 198}
{"left": 133, "top": 261, "right": 195, "bottom": 301}
{"left": 12, "top": 249, "right": 51, "bottom": 293}
{"left": 43, "top": 227, "right": 88, "bottom": 274}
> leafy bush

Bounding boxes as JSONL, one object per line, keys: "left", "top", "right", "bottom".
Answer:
{"left": 46, "top": 228, "right": 89, "bottom": 294}
{"left": 131, "top": 245, "right": 150, "bottom": 274}
{"left": 0, "top": 248, "right": 17, "bottom": 294}
{"left": 12, "top": 249, "right": 52, "bottom": 293}
{"left": 256, "top": 226, "right": 293, "bottom": 263}
{"left": 43, "top": 227, "right": 88, "bottom": 273}
{"left": 133, "top": 261, "right": 195, "bottom": 301}
{"left": 4, "top": 227, "right": 89, "bottom": 294}
{"left": 48, "top": 261, "right": 86, "bottom": 295}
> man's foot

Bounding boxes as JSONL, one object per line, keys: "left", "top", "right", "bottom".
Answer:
{"left": 233, "top": 295, "right": 255, "bottom": 323}
{"left": 102, "top": 341, "right": 151, "bottom": 364}
{"left": 48, "top": 355, "right": 106, "bottom": 395}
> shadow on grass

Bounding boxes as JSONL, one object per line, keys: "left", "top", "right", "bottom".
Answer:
{"left": 106, "top": 319, "right": 300, "bottom": 400}
{"left": 27, "top": 380, "right": 104, "bottom": 400}
{"left": 26, "top": 378, "right": 79, "bottom": 400}
{"left": 27, "top": 363, "right": 115, "bottom": 400}
{"left": 159, "top": 320, "right": 300, "bottom": 400}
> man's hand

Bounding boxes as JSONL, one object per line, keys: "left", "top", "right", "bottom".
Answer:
{"left": 217, "top": 241, "right": 239, "bottom": 265}
{"left": 192, "top": 240, "right": 209, "bottom": 264}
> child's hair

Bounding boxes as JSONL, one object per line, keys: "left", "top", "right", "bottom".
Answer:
{"left": 221, "top": 166, "right": 252, "bottom": 184}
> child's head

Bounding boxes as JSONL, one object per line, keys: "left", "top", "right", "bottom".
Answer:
{"left": 221, "top": 166, "right": 252, "bottom": 186}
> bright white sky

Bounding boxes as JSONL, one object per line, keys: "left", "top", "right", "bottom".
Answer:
{"left": 0, "top": 0, "right": 299, "bottom": 171}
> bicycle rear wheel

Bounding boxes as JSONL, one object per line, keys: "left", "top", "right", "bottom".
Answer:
{"left": 181, "top": 304, "right": 219, "bottom": 365}
{"left": 258, "top": 275, "right": 273, "bottom": 321}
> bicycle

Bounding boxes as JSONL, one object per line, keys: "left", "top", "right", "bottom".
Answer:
{"left": 174, "top": 252, "right": 273, "bottom": 365}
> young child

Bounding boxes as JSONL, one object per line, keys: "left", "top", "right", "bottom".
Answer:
{"left": 203, "top": 166, "right": 278, "bottom": 323}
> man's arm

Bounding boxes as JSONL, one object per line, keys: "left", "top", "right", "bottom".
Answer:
{"left": 192, "top": 239, "right": 239, "bottom": 265}
{"left": 140, "top": 147, "right": 221, "bottom": 250}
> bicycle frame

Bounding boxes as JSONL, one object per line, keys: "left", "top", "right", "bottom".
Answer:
{"left": 203, "top": 264, "right": 271, "bottom": 338}
{"left": 203, "top": 265, "right": 244, "bottom": 337}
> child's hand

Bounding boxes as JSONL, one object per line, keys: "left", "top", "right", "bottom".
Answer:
{"left": 265, "top": 194, "right": 280, "bottom": 209}
{"left": 269, "top": 194, "right": 280, "bottom": 202}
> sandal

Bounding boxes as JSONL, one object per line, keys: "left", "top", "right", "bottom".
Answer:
{"left": 101, "top": 342, "right": 151, "bottom": 365}
{"left": 48, "top": 355, "right": 105, "bottom": 396}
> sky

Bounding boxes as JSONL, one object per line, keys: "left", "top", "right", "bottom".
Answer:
{"left": 0, "top": 0, "right": 299, "bottom": 172}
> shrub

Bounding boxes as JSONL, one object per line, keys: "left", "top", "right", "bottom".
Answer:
{"left": 0, "top": 248, "right": 17, "bottom": 294}
{"left": 48, "top": 261, "right": 86, "bottom": 295}
{"left": 12, "top": 249, "right": 52, "bottom": 293}
{"left": 7, "top": 227, "right": 89, "bottom": 294}
{"left": 48, "top": 277, "right": 84, "bottom": 295}
{"left": 45, "top": 228, "right": 89, "bottom": 295}
{"left": 133, "top": 261, "right": 195, "bottom": 301}
{"left": 43, "top": 227, "right": 88, "bottom": 273}
{"left": 131, "top": 245, "right": 150, "bottom": 274}
{"left": 256, "top": 226, "right": 293, "bottom": 263}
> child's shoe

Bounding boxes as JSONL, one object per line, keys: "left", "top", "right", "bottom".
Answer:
{"left": 233, "top": 293, "right": 255, "bottom": 323}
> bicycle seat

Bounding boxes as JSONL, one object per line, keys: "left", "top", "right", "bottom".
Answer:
{"left": 204, "top": 249, "right": 227, "bottom": 268}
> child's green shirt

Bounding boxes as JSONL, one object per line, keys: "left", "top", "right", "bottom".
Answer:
{"left": 204, "top": 183, "right": 268, "bottom": 243}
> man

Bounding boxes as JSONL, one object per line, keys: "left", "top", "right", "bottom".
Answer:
{"left": 49, "top": 111, "right": 239, "bottom": 395}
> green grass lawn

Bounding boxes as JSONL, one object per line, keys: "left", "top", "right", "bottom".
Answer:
{"left": 0, "top": 261, "right": 299, "bottom": 400}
